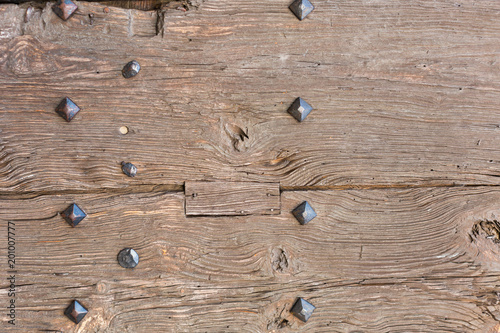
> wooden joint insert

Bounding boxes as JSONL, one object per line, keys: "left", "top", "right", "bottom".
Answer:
{"left": 184, "top": 181, "right": 281, "bottom": 216}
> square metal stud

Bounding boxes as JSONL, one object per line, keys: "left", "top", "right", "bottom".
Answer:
{"left": 292, "top": 201, "right": 317, "bottom": 225}
{"left": 289, "top": 0, "right": 314, "bottom": 21}
{"left": 117, "top": 248, "right": 139, "bottom": 268}
{"left": 121, "top": 162, "right": 137, "bottom": 177}
{"left": 287, "top": 97, "right": 313, "bottom": 122}
{"left": 55, "top": 97, "right": 80, "bottom": 122}
{"left": 290, "top": 297, "right": 316, "bottom": 322}
{"left": 122, "top": 60, "right": 141, "bottom": 78}
{"left": 61, "top": 203, "right": 87, "bottom": 227}
{"left": 52, "top": 0, "right": 78, "bottom": 21}
{"left": 64, "top": 300, "right": 88, "bottom": 324}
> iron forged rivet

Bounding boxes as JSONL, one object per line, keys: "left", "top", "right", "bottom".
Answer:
{"left": 289, "top": 0, "right": 314, "bottom": 21}
{"left": 64, "top": 300, "right": 88, "bottom": 324}
{"left": 117, "top": 248, "right": 139, "bottom": 268}
{"left": 292, "top": 201, "right": 317, "bottom": 225}
{"left": 55, "top": 97, "right": 81, "bottom": 122}
{"left": 61, "top": 203, "right": 87, "bottom": 227}
{"left": 287, "top": 97, "right": 313, "bottom": 122}
{"left": 290, "top": 297, "right": 316, "bottom": 322}
{"left": 122, "top": 60, "right": 141, "bottom": 78}
{"left": 52, "top": 0, "right": 78, "bottom": 21}
{"left": 121, "top": 162, "right": 137, "bottom": 177}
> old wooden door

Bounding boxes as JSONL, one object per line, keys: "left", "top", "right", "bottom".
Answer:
{"left": 1, "top": 0, "right": 500, "bottom": 332}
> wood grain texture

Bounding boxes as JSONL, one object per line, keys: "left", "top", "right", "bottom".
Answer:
{"left": 185, "top": 181, "right": 280, "bottom": 216}
{"left": 1, "top": 1, "right": 500, "bottom": 192}
{"left": 0, "top": 1, "right": 192, "bottom": 11}
{"left": 2, "top": 1, "right": 500, "bottom": 332}
{"left": 2, "top": 187, "right": 500, "bottom": 332}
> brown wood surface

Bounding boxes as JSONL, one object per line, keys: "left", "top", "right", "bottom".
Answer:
{"left": 1, "top": 0, "right": 500, "bottom": 332}
{"left": 0, "top": 0, "right": 175, "bottom": 10}
{"left": 1, "top": 187, "right": 500, "bottom": 332}
{"left": 185, "top": 181, "right": 280, "bottom": 216}
{"left": 1, "top": 1, "right": 500, "bottom": 193}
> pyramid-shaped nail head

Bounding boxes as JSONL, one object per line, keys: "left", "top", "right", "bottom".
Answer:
{"left": 122, "top": 60, "right": 141, "bottom": 78}
{"left": 287, "top": 97, "right": 313, "bottom": 122}
{"left": 53, "top": 0, "right": 78, "bottom": 21}
{"left": 61, "top": 203, "right": 87, "bottom": 227}
{"left": 117, "top": 248, "right": 139, "bottom": 268}
{"left": 289, "top": 0, "right": 314, "bottom": 21}
{"left": 55, "top": 97, "right": 80, "bottom": 122}
{"left": 122, "top": 162, "right": 137, "bottom": 177}
{"left": 291, "top": 297, "right": 316, "bottom": 322}
{"left": 64, "top": 300, "right": 88, "bottom": 324}
{"left": 292, "top": 201, "right": 317, "bottom": 225}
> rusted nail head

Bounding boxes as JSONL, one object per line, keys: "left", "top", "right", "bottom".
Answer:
{"left": 55, "top": 97, "right": 81, "bottom": 122}
{"left": 52, "top": 0, "right": 78, "bottom": 21}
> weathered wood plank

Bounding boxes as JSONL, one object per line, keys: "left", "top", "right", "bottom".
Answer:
{"left": 1, "top": 187, "right": 500, "bottom": 331}
{"left": 1, "top": 1, "right": 500, "bottom": 192}
{"left": 185, "top": 181, "right": 280, "bottom": 216}
{"left": 0, "top": 1, "right": 184, "bottom": 11}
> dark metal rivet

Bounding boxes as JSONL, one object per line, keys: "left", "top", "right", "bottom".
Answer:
{"left": 289, "top": 0, "right": 314, "bottom": 21}
{"left": 121, "top": 162, "right": 137, "bottom": 177}
{"left": 117, "top": 248, "right": 139, "bottom": 268}
{"left": 290, "top": 297, "right": 316, "bottom": 322}
{"left": 287, "top": 97, "right": 313, "bottom": 122}
{"left": 55, "top": 97, "right": 81, "bottom": 122}
{"left": 122, "top": 60, "right": 141, "bottom": 78}
{"left": 61, "top": 203, "right": 87, "bottom": 227}
{"left": 292, "top": 201, "right": 317, "bottom": 225}
{"left": 64, "top": 300, "right": 88, "bottom": 324}
{"left": 52, "top": 0, "right": 78, "bottom": 21}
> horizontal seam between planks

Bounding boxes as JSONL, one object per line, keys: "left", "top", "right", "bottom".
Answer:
{"left": 2, "top": 182, "right": 500, "bottom": 198}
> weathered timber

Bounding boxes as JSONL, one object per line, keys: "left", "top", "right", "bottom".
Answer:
{"left": 1, "top": 1, "right": 500, "bottom": 192}
{"left": 2, "top": 1, "right": 500, "bottom": 332}
{"left": 0, "top": 1, "right": 186, "bottom": 11}
{"left": 185, "top": 181, "right": 280, "bottom": 216}
{"left": 1, "top": 187, "right": 500, "bottom": 332}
